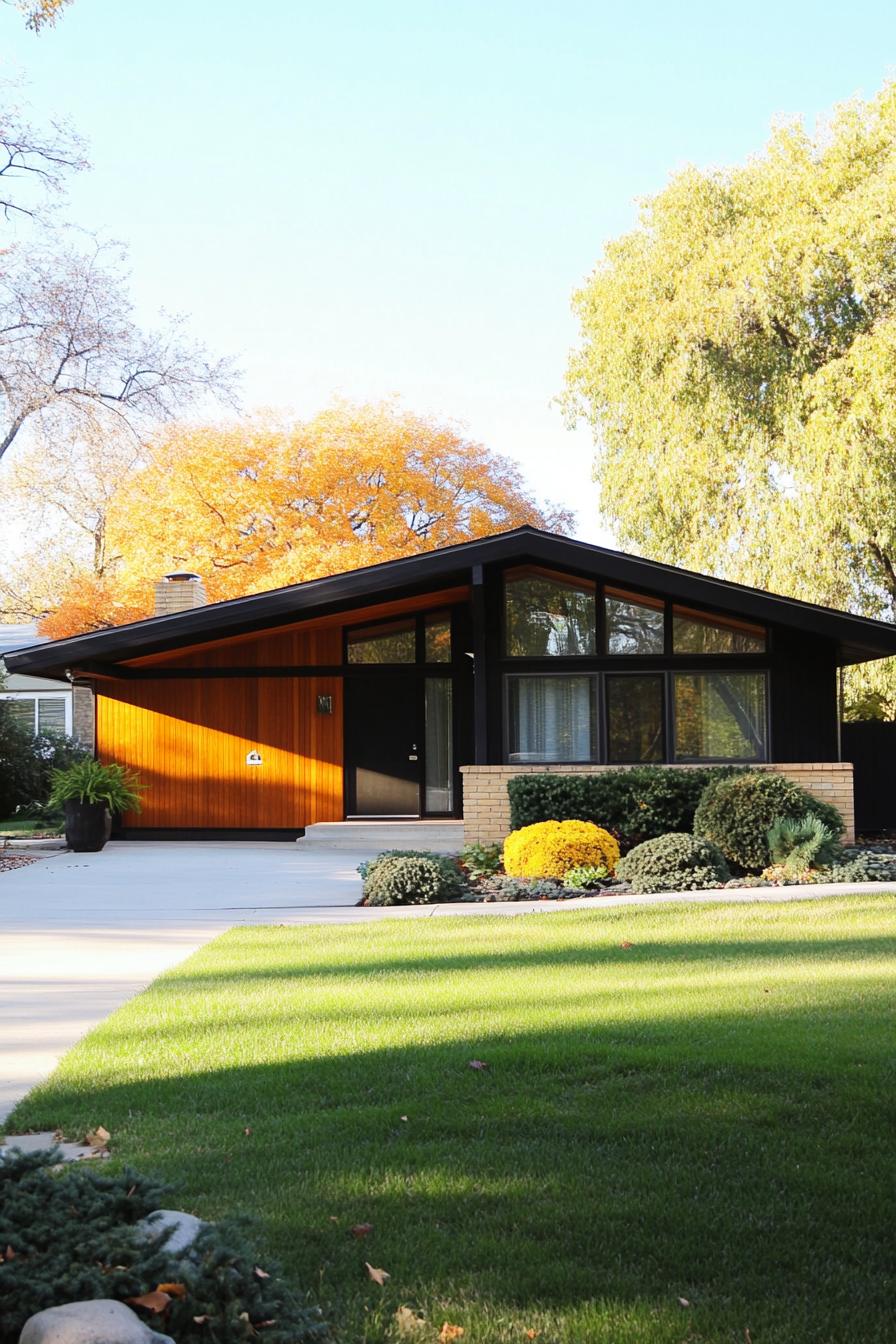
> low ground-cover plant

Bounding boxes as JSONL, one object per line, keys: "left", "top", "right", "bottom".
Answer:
{"left": 504, "top": 820, "right": 620, "bottom": 879}
{"left": 617, "top": 832, "right": 731, "bottom": 893}
{"left": 468, "top": 875, "right": 566, "bottom": 902}
{"left": 694, "top": 771, "right": 844, "bottom": 872}
{"left": 508, "top": 766, "right": 742, "bottom": 849}
{"left": 458, "top": 841, "right": 503, "bottom": 880}
{"left": 363, "top": 853, "right": 466, "bottom": 905}
{"left": 562, "top": 863, "right": 610, "bottom": 890}
{"left": 0, "top": 1147, "right": 326, "bottom": 1344}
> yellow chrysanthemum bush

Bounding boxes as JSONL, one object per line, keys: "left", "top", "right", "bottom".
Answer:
{"left": 503, "top": 820, "right": 620, "bottom": 879}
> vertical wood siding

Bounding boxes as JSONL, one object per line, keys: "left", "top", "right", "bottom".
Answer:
{"left": 97, "top": 675, "right": 343, "bottom": 829}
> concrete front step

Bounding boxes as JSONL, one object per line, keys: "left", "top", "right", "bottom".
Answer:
{"left": 300, "top": 820, "right": 465, "bottom": 854}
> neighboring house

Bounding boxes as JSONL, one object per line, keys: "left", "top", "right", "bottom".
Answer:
{"left": 7, "top": 527, "right": 896, "bottom": 842}
{"left": 0, "top": 623, "right": 95, "bottom": 748}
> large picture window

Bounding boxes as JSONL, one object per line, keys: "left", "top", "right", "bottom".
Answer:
{"left": 505, "top": 568, "right": 596, "bottom": 656}
{"left": 506, "top": 675, "right": 596, "bottom": 763}
{"left": 673, "top": 672, "right": 768, "bottom": 760}
{"left": 605, "top": 674, "right": 664, "bottom": 762}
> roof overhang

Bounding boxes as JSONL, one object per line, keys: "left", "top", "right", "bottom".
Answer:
{"left": 7, "top": 526, "right": 896, "bottom": 678}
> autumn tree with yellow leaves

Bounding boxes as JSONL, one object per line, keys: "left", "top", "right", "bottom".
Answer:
{"left": 9, "top": 401, "right": 569, "bottom": 637}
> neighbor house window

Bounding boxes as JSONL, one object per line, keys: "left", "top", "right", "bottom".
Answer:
{"left": 672, "top": 607, "right": 766, "bottom": 654}
{"left": 424, "top": 612, "right": 452, "bottom": 663}
{"left": 605, "top": 587, "right": 665, "bottom": 654}
{"left": 346, "top": 618, "right": 416, "bottom": 663}
{"left": 506, "top": 675, "right": 596, "bottom": 762}
{"left": 0, "top": 693, "right": 70, "bottom": 736}
{"left": 504, "top": 568, "right": 596, "bottom": 656}
{"left": 673, "top": 672, "right": 768, "bottom": 760}
{"left": 605, "top": 674, "right": 664, "bottom": 762}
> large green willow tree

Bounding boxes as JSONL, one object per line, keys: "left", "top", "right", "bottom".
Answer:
{"left": 564, "top": 82, "right": 896, "bottom": 717}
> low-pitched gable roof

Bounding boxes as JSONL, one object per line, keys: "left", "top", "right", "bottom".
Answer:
{"left": 7, "top": 526, "right": 896, "bottom": 676}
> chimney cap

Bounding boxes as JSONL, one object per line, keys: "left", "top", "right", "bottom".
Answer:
{"left": 163, "top": 571, "right": 202, "bottom": 583}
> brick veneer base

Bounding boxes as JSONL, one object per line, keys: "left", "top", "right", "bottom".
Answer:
{"left": 460, "top": 763, "right": 855, "bottom": 847}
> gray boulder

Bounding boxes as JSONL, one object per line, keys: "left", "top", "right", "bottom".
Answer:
{"left": 19, "top": 1300, "right": 173, "bottom": 1344}
{"left": 135, "top": 1208, "right": 206, "bottom": 1256}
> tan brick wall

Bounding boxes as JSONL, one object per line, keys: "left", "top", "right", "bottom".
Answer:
{"left": 460, "top": 762, "right": 855, "bottom": 847}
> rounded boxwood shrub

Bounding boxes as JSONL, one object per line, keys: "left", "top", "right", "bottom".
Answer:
{"left": 503, "top": 820, "right": 620, "bottom": 879}
{"left": 693, "top": 772, "right": 845, "bottom": 872}
{"left": 363, "top": 853, "right": 466, "bottom": 905}
{"left": 616, "top": 832, "right": 731, "bottom": 893}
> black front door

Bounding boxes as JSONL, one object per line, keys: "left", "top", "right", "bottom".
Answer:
{"left": 345, "top": 674, "right": 421, "bottom": 816}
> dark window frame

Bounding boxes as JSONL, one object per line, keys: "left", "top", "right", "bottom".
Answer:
{"left": 343, "top": 610, "right": 455, "bottom": 667}
{"left": 500, "top": 666, "right": 771, "bottom": 767}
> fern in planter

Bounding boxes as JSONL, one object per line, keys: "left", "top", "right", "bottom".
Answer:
{"left": 48, "top": 759, "right": 143, "bottom": 852}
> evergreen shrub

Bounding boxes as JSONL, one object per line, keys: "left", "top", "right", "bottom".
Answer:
{"left": 503, "top": 820, "right": 620, "bottom": 879}
{"left": 694, "top": 772, "right": 845, "bottom": 872}
{"left": 507, "top": 766, "right": 742, "bottom": 850}
{"left": 616, "top": 832, "right": 731, "bottom": 893}
{"left": 363, "top": 853, "right": 466, "bottom": 905}
{"left": 0, "top": 1148, "right": 326, "bottom": 1343}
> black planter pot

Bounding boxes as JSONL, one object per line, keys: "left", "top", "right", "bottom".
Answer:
{"left": 64, "top": 800, "right": 110, "bottom": 853}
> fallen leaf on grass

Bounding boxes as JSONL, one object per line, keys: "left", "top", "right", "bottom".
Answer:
{"left": 400, "top": 1115, "right": 408, "bottom": 1122}
{"left": 620, "top": 941, "right": 633, "bottom": 949}
{"left": 468, "top": 1059, "right": 489, "bottom": 1070}
{"left": 253, "top": 1266, "right": 271, "bottom": 1279}
{"left": 525, "top": 1332, "right": 539, "bottom": 1340}
{"left": 439, "top": 1325, "right": 465, "bottom": 1342}
{"left": 365, "top": 1262, "right": 390, "bottom": 1285}
{"left": 243, "top": 1126, "right": 253, "bottom": 1136}
{"left": 328, "top": 1216, "right": 339, "bottom": 1223}
{"left": 85, "top": 1125, "right": 110, "bottom": 1150}
{"left": 193, "top": 1316, "right": 211, "bottom": 1327}
{"left": 127, "top": 1290, "right": 172, "bottom": 1314}
{"left": 157, "top": 1283, "right": 187, "bottom": 1299}
{"left": 394, "top": 1305, "right": 427, "bottom": 1335}
{"left": 350, "top": 1223, "right": 374, "bottom": 1239}
{"left": 678, "top": 1297, "right": 691, "bottom": 1307}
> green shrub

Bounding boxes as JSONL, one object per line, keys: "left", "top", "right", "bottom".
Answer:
{"left": 562, "top": 863, "right": 610, "bottom": 889}
{"left": 358, "top": 848, "right": 460, "bottom": 882}
{"left": 0, "top": 1147, "right": 326, "bottom": 1343}
{"left": 507, "top": 766, "right": 743, "bottom": 850}
{"left": 824, "top": 851, "right": 896, "bottom": 883}
{"left": 767, "top": 812, "right": 841, "bottom": 875}
{"left": 694, "top": 772, "right": 845, "bottom": 872}
{"left": 363, "top": 853, "right": 466, "bottom": 905}
{"left": 617, "top": 832, "right": 731, "bottom": 893}
{"left": 48, "top": 758, "right": 143, "bottom": 814}
{"left": 459, "top": 841, "right": 503, "bottom": 880}
{"left": 0, "top": 704, "right": 89, "bottom": 818}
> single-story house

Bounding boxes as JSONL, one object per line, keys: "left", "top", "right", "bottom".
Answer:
{"left": 0, "top": 623, "right": 95, "bottom": 749}
{"left": 6, "top": 527, "right": 896, "bottom": 843}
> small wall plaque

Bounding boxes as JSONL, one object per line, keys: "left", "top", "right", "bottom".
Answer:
{"left": 316, "top": 694, "right": 333, "bottom": 715}
{"left": 246, "top": 750, "right": 263, "bottom": 766}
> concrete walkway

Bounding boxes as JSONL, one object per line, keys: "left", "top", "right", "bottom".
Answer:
{"left": 0, "top": 841, "right": 890, "bottom": 1122}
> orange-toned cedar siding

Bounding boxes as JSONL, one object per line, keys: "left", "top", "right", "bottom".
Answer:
{"left": 94, "top": 588, "right": 469, "bottom": 830}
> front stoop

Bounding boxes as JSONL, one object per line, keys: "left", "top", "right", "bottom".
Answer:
{"left": 300, "top": 820, "right": 464, "bottom": 854}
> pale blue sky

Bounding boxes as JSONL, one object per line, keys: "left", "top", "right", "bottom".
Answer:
{"left": 3, "top": 0, "right": 896, "bottom": 545}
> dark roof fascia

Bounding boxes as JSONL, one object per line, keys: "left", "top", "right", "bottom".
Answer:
{"left": 7, "top": 526, "right": 896, "bottom": 676}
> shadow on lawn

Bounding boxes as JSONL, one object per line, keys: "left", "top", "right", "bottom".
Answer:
{"left": 10, "top": 1013, "right": 895, "bottom": 1343}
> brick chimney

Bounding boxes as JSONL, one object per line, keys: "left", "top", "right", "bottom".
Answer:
{"left": 154, "top": 572, "right": 207, "bottom": 617}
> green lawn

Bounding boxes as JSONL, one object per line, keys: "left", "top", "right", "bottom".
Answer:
{"left": 0, "top": 816, "right": 62, "bottom": 837}
{"left": 10, "top": 897, "right": 896, "bottom": 1343}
